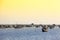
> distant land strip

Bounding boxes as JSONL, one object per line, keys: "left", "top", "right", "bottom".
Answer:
{"left": 0, "top": 23, "right": 60, "bottom": 29}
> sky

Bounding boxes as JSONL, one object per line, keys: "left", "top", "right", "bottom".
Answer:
{"left": 0, "top": 0, "right": 60, "bottom": 24}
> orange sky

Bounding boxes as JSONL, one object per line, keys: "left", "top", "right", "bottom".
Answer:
{"left": 0, "top": 0, "right": 60, "bottom": 24}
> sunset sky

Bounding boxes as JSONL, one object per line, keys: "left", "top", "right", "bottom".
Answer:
{"left": 0, "top": 0, "right": 60, "bottom": 24}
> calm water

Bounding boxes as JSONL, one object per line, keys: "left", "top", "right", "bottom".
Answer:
{"left": 0, "top": 27, "right": 60, "bottom": 40}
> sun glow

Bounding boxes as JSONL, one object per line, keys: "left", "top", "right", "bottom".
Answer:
{"left": 0, "top": 0, "right": 60, "bottom": 24}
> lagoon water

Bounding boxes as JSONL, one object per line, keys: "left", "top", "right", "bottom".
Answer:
{"left": 0, "top": 27, "right": 60, "bottom": 40}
